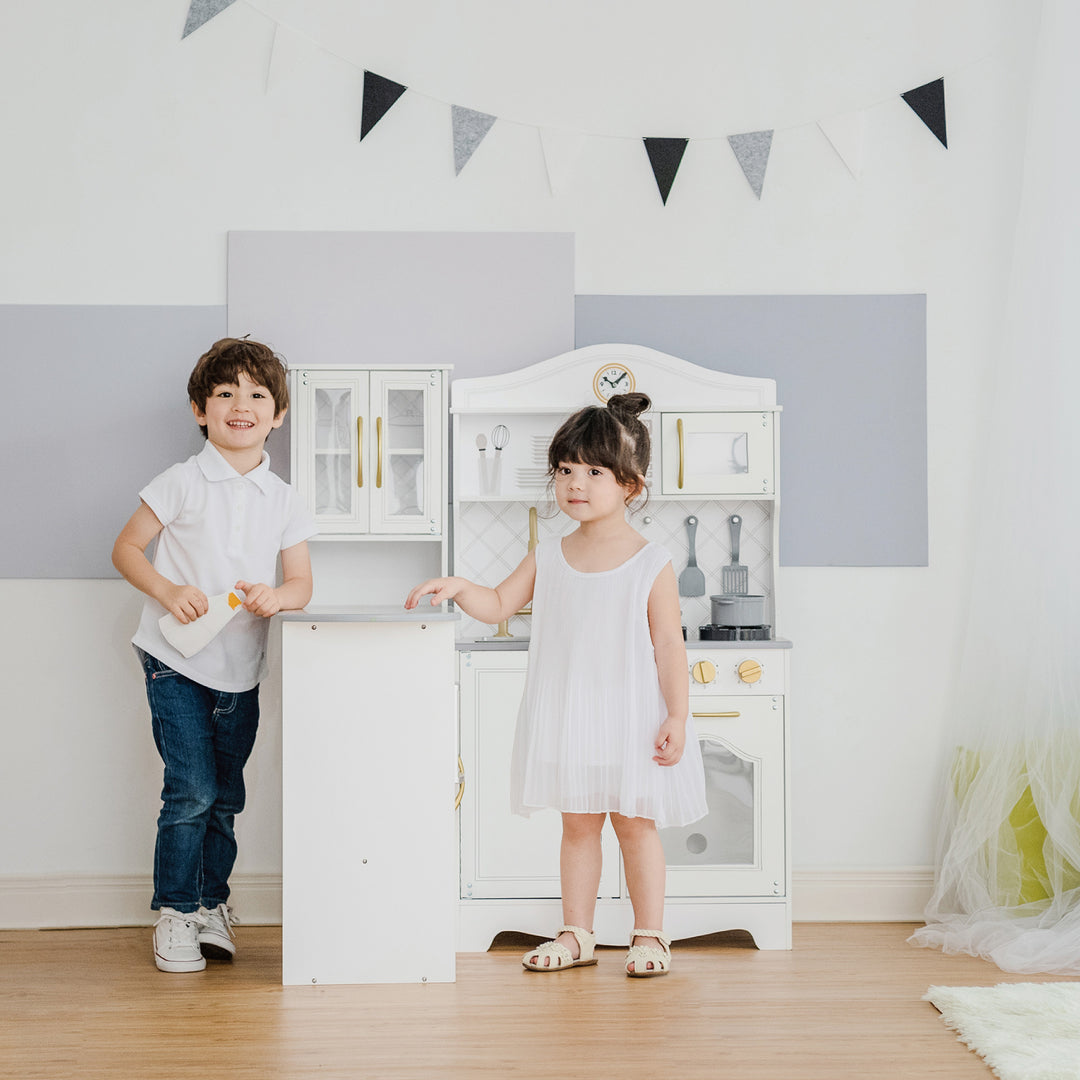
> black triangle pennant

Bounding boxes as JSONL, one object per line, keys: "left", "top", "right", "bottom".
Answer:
{"left": 360, "top": 71, "right": 408, "bottom": 141}
{"left": 902, "top": 78, "right": 947, "bottom": 148}
{"left": 643, "top": 138, "right": 688, "bottom": 205}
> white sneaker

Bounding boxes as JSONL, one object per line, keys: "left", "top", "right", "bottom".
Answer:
{"left": 153, "top": 908, "right": 207, "bottom": 973}
{"left": 197, "top": 903, "right": 238, "bottom": 961}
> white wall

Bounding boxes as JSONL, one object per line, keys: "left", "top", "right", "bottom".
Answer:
{"left": 0, "top": 0, "right": 1040, "bottom": 924}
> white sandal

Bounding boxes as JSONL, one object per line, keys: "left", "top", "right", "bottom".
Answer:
{"left": 625, "top": 929, "right": 671, "bottom": 977}
{"left": 522, "top": 926, "right": 597, "bottom": 971}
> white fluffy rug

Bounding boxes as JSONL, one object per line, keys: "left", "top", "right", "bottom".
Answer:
{"left": 925, "top": 983, "right": 1080, "bottom": 1080}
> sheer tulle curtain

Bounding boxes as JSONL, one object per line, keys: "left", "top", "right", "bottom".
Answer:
{"left": 910, "top": 0, "right": 1080, "bottom": 975}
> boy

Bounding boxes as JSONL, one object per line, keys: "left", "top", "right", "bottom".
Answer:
{"left": 113, "top": 338, "right": 316, "bottom": 973}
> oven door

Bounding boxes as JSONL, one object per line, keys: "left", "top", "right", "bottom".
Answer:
{"left": 659, "top": 695, "right": 786, "bottom": 898}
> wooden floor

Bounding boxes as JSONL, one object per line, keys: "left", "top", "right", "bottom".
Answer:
{"left": 2, "top": 922, "right": 1074, "bottom": 1079}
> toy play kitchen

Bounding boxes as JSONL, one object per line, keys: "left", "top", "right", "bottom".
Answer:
{"left": 279, "top": 344, "right": 792, "bottom": 984}
{"left": 450, "top": 344, "right": 791, "bottom": 952}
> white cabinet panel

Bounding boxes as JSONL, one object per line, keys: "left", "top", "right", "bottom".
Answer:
{"left": 281, "top": 618, "right": 458, "bottom": 984}
{"left": 458, "top": 651, "right": 621, "bottom": 900}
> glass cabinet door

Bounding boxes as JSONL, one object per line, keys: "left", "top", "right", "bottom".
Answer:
{"left": 369, "top": 371, "right": 441, "bottom": 535}
{"left": 297, "top": 374, "right": 369, "bottom": 533}
{"left": 659, "top": 412, "right": 775, "bottom": 495}
{"left": 660, "top": 697, "right": 785, "bottom": 897}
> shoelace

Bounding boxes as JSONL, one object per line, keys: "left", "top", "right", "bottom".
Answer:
{"left": 155, "top": 909, "right": 207, "bottom": 946}
{"left": 205, "top": 904, "right": 239, "bottom": 939}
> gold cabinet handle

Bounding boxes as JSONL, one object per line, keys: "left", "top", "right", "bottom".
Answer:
{"left": 356, "top": 416, "right": 364, "bottom": 488}
{"left": 692, "top": 711, "right": 742, "bottom": 718}
{"left": 376, "top": 416, "right": 384, "bottom": 488}
{"left": 676, "top": 417, "right": 685, "bottom": 489}
{"left": 454, "top": 755, "right": 465, "bottom": 810}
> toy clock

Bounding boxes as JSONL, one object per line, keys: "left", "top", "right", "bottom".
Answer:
{"left": 592, "top": 362, "right": 635, "bottom": 401}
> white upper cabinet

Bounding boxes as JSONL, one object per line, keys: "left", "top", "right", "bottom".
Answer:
{"left": 659, "top": 411, "right": 775, "bottom": 496}
{"left": 291, "top": 366, "right": 449, "bottom": 538}
{"left": 451, "top": 345, "right": 779, "bottom": 501}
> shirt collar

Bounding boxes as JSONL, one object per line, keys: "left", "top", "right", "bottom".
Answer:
{"left": 196, "top": 441, "right": 274, "bottom": 493}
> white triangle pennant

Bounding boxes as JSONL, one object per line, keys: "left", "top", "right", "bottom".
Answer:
{"left": 818, "top": 110, "right": 866, "bottom": 179}
{"left": 538, "top": 128, "right": 588, "bottom": 195}
{"left": 452, "top": 105, "right": 497, "bottom": 175}
{"left": 265, "top": 24, "right": 312, "bottom": 94}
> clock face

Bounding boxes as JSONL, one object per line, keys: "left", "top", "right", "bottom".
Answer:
{"left": 593, "top": 363, "right": 635, "bottom": 401}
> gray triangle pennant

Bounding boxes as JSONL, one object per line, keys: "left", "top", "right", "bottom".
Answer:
{"left": 728, "top": 130, "right": 773, "bottom": 199}
{"left": 182, "top": 0, "right": 238, "bottom": 39}
{"left": 452, "top": 105, "right": 497, "bottom": 175}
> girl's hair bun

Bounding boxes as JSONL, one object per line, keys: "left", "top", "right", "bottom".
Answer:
{"left": 607, "top": 391, "right": 651, "bottom": 419}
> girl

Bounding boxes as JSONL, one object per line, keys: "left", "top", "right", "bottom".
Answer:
{"left": 405, "top": 392, "right": 706, "bottom": 977}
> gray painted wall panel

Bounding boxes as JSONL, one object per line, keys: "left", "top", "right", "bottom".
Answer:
{"left": 575, "top": 294, "right": 928, "bottom": 567}
{"left": 0, "top": 305, "right": 229, "bottom": 578}
{"left": 227, "top": 231, "right": 576, "bottom": 376}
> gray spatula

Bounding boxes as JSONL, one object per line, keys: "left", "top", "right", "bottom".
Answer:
{"left": 678, "top": 516, "right": 706, "bottom": 596}
{"left": 722, "top": 514, "right": 749, "bottom": 595}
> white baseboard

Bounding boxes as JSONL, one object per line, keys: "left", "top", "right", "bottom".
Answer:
{"left": 792, "top": 866, "right": 934, "bottom": 922}
{"left": 0, "top": 874, "right": 282, "bottom": 929}
{"left": 0, "top": 868, "right": 933, "bottom": 929}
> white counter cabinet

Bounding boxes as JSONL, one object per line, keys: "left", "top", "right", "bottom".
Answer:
{"left": 456, "top": 644, "right": 791, "bottom": 952}
{"left": 279, "top": 607, "right": 459, "bottom": 985}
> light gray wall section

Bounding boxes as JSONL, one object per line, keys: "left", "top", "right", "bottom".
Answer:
{"left": 575, "top": 294, "right": 928, "bottom": 567}
{"left": 0, "top": 305, "right": 230, "bottom": 578}
{"left": 227, "top": 231, "right": 576, "bottom": 375}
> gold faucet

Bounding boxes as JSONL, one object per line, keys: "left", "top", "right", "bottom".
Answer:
{"left": 492, "top": 507, "right": 539, "bottom": 638}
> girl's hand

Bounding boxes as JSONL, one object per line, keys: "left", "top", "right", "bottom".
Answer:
{"left": 653, "top": 716, "right": 686, "bottom": 767}
{"left": 236, "top": 580, "right": 280, "bottom": 618}
{"left": 405, "top": 577, "right": 466, "bottom": 610}
{"left": 161, "top": 584, "right": 208, "bottom": 624}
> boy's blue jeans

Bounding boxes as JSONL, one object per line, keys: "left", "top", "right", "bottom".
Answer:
{"left": 139, "top": 650, "right": 260, "bottom": 914}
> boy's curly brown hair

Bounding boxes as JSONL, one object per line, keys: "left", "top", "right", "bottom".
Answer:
{"left": 187, "top": 338, "right": 290, "bottom": 438}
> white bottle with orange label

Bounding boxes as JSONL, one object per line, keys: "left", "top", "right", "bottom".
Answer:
{"left": 159, "top": 589, "right": 245, "bottom": 659}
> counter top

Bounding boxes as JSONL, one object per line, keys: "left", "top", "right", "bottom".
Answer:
{"left": 457, "top": 637, "right": 793, "bottom": 652}
{"left": 279, "top": 605, "right": 460, "bottom": 623}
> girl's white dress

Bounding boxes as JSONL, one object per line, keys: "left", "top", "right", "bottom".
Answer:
{"left": 510, "top": 539, "right": 707, "bottom": 829}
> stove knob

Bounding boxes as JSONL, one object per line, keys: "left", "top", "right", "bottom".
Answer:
{"left": 690, "top": 659, "right": 716, "bottom": 685}
{"left": 737, "top": 659, "right": 763, "bottom": 684}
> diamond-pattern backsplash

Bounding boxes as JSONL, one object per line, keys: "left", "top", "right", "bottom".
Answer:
{"left": 454, "top": 499, "right": 774, "bottom": 642}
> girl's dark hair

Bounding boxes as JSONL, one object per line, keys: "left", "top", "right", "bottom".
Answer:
{"left": 187, "top": 338, "right": 290, "bottom": 438}
{"left": 547, "top": 392, "right": 651, "bottom": 502}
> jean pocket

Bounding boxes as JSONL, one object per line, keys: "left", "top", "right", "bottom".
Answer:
{"left": 141, "top": 650, "right": 178, "bottom": 681}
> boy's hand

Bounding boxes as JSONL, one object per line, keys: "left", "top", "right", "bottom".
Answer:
{"left": 237, "top": 580, "right": 281, "bottom": 618}
{"left": 653, "top": 716, "right": 687, "bottom": 767}
{"left": 161, "top": 584, "right": 208, "bottom": 624}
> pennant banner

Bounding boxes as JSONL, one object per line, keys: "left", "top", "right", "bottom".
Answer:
{"left": 360, "top": 71, "right": 408, "bottom": 141}
{"left": 728, "top": 130, "right": 773, "bottom": 199}
{"left": 452, "top": 105, "right": 497, "bottom": 175}
{"left": 185, "top": 13, "right": 952, "bottom": 202}
{"left": 902, "top": 77, "right": 947, "bottom": 148}
{"left": 643, "top": 138, "right": 689, "bottom": 205}
{"left": 182, "top": 0, "right": 238, "bottom": 39}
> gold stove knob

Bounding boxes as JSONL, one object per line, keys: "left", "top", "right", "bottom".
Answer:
{"left": 737, "top": 659, "right": 763, "bottom": 684}
{"left": 691, "top": 659, "right": 716, "bottom": 685}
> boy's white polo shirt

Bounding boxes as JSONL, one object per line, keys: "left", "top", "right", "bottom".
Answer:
{"left": 132, "top": 441, "right": 316, "bottom": 693}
